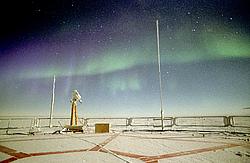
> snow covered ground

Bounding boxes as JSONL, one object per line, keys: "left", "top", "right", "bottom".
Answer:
{"left": 0, "top": 130, "right": 249, "bottom": 163}
{"left": 0, "top": 116, "right": 249, "bottom": 162}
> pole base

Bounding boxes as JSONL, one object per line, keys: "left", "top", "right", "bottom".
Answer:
{"left": 64, "top": 125, "right": 83, "bottom": 132}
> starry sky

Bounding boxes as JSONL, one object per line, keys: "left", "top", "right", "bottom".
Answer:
{"left": 0, "top": 0, "right": 250, "bottom": 117}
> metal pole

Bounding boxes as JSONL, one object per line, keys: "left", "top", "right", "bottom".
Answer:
{"left": 156, "top": 20, "right": 164, "bottom": 130}
{"left": 49, "top": 75, "right": 56, "bottom": 128}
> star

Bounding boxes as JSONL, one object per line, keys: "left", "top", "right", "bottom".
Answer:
{"left": 1, "top": 0, "right": 249, "bottom": 117}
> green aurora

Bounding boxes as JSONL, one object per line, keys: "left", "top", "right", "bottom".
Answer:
{"left": 20, "top": 23, "right": 250, "bottom": 79}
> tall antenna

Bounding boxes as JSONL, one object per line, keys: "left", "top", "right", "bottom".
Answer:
{"left": 49, "top": 75, "right": 56, "bottom": 128}
{"left": 156, "top": 20, "right": 164, "bottom": 130}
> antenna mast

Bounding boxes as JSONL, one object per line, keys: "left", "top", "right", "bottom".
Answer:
{"left": 49, "top": 75, "right": 56, "bottom": 128}
{"left": 156, "top": 20, "right": 164, "bottom": 130}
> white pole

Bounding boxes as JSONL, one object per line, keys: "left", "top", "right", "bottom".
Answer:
{"left": 49, "top": 75, "right": 56, "bottom": 128}
{"left": 156, "top": 20, "right": 164, "bottom": 130}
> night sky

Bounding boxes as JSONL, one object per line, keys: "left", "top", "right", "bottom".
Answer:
{"left": 0, "top": 0, "right": 250, "bottom": 117}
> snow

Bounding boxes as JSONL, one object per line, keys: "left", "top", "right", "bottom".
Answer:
{"left": 0, "top": 131, "right": 249, "bottom": 162}
{"left": 159, "top": 146, "right": 250, "bottom": 163}
{"left": 15, "top": 151, "right": 142, "bottom": 163}
{"left": 0, "top": 117, "right": 250, "bottom": 162}
{"left": 0, "top": 152, "right": 11, "bottom": 161}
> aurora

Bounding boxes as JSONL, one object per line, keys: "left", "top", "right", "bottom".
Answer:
{"left": 0, "top": 0, "right": 249, "bottom": 117}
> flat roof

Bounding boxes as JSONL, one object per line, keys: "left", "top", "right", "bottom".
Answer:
{"left": 0, "top": 131, "right": 249, "bottom": 163}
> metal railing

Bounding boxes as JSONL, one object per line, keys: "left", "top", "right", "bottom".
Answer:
{"left": 0, "top": 116, "right": 249, "bottom": 133}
